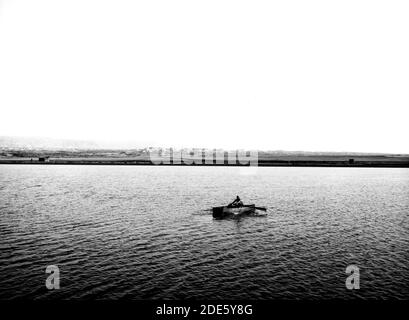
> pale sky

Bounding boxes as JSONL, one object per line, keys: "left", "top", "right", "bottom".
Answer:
{"left": 0, "top": 1, "right": 408, "bottom": 153}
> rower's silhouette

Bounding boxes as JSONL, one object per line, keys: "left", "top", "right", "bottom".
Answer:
{"left": 228, "top": 195, "right": 243, "bottom": 207}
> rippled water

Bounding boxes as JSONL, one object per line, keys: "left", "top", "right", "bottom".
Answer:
{"left": 0, "top": 165, "right": 408, "bottom": 299}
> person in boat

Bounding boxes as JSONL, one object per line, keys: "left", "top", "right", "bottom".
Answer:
{"left": 228, "top": 196, "right": 243, "bottom": 207}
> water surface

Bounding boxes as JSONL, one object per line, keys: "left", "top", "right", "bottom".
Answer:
{"left": 0, "top": 165, "right": 408, "bottom": 299}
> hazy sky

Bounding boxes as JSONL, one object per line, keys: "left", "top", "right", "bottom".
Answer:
{"left": 0, "top": 1, "right": 408, "bottom": 152}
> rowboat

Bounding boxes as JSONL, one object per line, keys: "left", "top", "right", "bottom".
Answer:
{"left": 212, "top": 204, "right": 256, "bottom": 219}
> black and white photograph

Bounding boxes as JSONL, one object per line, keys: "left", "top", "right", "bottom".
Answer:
{"left": 0, "top": 0, "right": 408, "bottom": 317}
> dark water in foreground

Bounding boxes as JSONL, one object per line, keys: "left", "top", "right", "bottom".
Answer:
{"left": 0, "top": 165, "right": 408, "bottom": 299}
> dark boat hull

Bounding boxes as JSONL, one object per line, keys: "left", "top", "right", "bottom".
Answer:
{"left": 212, "top": 204, "right": 256, "bottom": 219}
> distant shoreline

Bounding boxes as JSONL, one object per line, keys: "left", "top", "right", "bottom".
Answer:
{"left": 1, "top": 149, "right": 409, "bottom": 168}
{"left": 1, "top": 158, "right": 408, "bottom": 168}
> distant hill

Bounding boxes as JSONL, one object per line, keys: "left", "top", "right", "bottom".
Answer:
{"left": 0, "top": 136, "right": 143, "bottom": 150}
{"left": 0, "top": 136, "right": 101, "bottom": 150}
{"left": 0, "top": 136, "right": 407, "bottom": 156}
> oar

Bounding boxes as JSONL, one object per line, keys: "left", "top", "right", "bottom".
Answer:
{"left": 243, "top": 205, "right": 267, "bottom": 211}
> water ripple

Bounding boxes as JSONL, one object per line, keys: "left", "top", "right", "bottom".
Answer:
{"left": 0, "top": 166, "right": 408, "bottom": 300}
